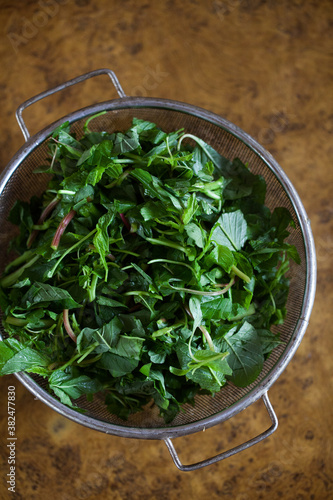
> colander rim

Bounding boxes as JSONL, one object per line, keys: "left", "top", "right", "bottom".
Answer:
{"left": 0, "top": 96, "right": 316, "bottom": 439}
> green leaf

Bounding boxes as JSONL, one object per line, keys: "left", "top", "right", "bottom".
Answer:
{"left": 187, "top": 366, "right": 226, "bottom": 392}
{"left": 49, "top": 369, "right": 103, "bottom": 405}
{"left": 56, "top": 130, "right": 83, "bottom": 158}
{"left": 257, "top": 329, "right": 283, "bottom": 355}
{"left": 77, "top": 317, "right": 123, "bottom": 354}
{"left": 86, "top": 165, "right": 108, "bottom": 186}
{"left": 130, "top": 262, "right": 153, "bottom": 284}
{"left": 0, "top": 339, "right": 50, "bottom": 376}
{"left": 96, "top": 296, "right": 127, "bottom": 308}
{"left": 211, "top": 210, "right": 248, "bottom": 251}
{"left": 185, "top": 222, "right": 205, "bottom": 249}
{"left": 113, "top": 129, "right": 140, "bottom": 154}
{"left": 95, "top": 318, "right": 122, "bottom": 350}
{"left": 170, "top": 366, "right": 189, "bottom": 376}
{"left": 179, "top": 134, "right": 228, "bottom": 171}
{"left": 105, "top": 163, "right": 123, "bottom": 180}
{"left": 0, "top": 340, "right": 20, "bottom": 372}
{"left": 204, "top": 244, "right": 234, "bottom": 273}
{"left": 221, "top": 322, "right": 264, "bottom": 387}
{"left": 182, "top": 193, "right": 198, "bottom": 225}
{"left": 174, "top": 343, "right": 229, "bottom": 391}
{"left": 271, "top": 207, "right": 294, "bottom": 242}
{"left": 131, "top": 168, "right": 182, "bottom": 209}
{"left": 22, "top": 282, "right": 81, "bottom": 310}
{"left": 105, "top": 268, "right": 128, "bottom": 290}
{"left": 140, "top": 363, "right": 152, "bottom": 376}
{"left": 110, "top": 336, "right": 144, "bottom": 360}
{"left": 93, "top": 209, "right": 115, "bottom": 279}
{"left": 140, "top": 201, "right": 167, "bottom": 221}
{"left": 189, "top": 296, "right": 202, "bottom": 333}
{"left": 200, "top": 296, "right": 233, "bottom": 320}
{"left": 98, "top": 352, "right": 139, "bottom": 377}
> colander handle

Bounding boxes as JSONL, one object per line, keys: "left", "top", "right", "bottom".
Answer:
{"left": 15, "top": 69, "right": 127, "bottom": 141}
{"left": 164, "top": 392, "right": 278, "bottom": 472}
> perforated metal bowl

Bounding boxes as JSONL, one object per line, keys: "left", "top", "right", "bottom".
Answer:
{"left": 0, "top": 69, "right": 316, "bottom": 471}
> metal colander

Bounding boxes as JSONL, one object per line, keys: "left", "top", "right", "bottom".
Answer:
{"left": 0, "top": 69, "right": 316, "bottom": 471}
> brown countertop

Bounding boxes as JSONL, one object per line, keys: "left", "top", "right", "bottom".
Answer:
{"left": 0, "top": 1, "right": 332, "bottom": 498}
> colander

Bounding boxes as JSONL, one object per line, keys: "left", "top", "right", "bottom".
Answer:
{"left": 0, "top": 69, "right": 316, "bottom": 471}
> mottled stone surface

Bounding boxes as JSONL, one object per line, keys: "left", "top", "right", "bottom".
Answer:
{"left": 0, "top": 1, "right": 332, "bottom": 499}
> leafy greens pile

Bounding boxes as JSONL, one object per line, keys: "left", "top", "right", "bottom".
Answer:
{"left": 0, "top": 116, "right": 299, "bottom": 422}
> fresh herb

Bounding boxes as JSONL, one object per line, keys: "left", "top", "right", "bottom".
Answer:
{"left": 0, "top": 116, "right": 299, "bottom": 422}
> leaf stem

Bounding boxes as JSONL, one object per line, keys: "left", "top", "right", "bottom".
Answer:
{"left": 4, "top": 250, "right": 34, "bottom": 273}
{"left": 51, "top": 209, "right": 77, "bottom": 250}
{"left": 169, "top": 278, "right": 234, "bottom": 296}
{"left": 199, "top": 324, "right": 215, "bottom": 351}
{"left": 77, "top": 352, "right": 103, "bottom": 366}
{"left": 123, "top": 291, "right": 163, "bottom": 300}
{"left": 77, "top": 342, "right": 100, "bottom": 364}
{"left": 48, "top": 229, "right": 97, "bottom": 278}
{"left": 105, "top": 169, "right": 132, "bottom": 188}
{"left": 231, "top": 265, "right": 251, "bottom": 283}
{"left": 151, "top": 321, "right": 183, "bottom": 339}
{"left": 0, "top": 254, "right": 40, "bottom": 288}
{"left": 63, "top": 309, "right": 77, "bottom": 343}
{"left": 57, "top": 190, "right": 76, "bottom": 195}
{"left": 87, "top": 273, "right": 99, "bottom": 302}
{"left": 184, "top": 304, "right": 215, "bottom": 351}
{"left": 4, "top": 315, "right": 54, "bottom": 328}
{"left": 83, "top": 111, "right": 107, "bottom": 134}
{"left": 120, "top": 213, "right": 131, "bottom": 231}
{"left": 208, "top": 366, "right": 223, "bottom": 386}
{"left": 145, "top": 237, "right": 190, "bottom": 256}
{"left": 59, "top": 351, "right": 83, "bottom": 371}
{"left": 108, "top": 247, "right": 140, "bottom": 257}
{"left": 148, "top": 258, "right": 198, "bottom": 278}
{"left": 28, "top": 196, "right": 60, "bottom": 248}
{"left": 4, "top": 317, "right": 29, "bottom": 326}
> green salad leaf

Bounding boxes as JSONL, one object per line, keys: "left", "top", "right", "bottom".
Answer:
{"left": 0, "top": 116, "right": 299, "bottom": 422}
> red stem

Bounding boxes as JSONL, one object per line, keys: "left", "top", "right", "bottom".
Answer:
{"left": 120, "top": 213, "right": 131, "bottom": 231}
{"left": 63, "top": 309, "right": 77, "bottom": 343}
{"left": 27, "top": 196, "right": 60, "bottom": 248}
{"left": 51, "top": 209, "right": 76, "bottom": 250}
